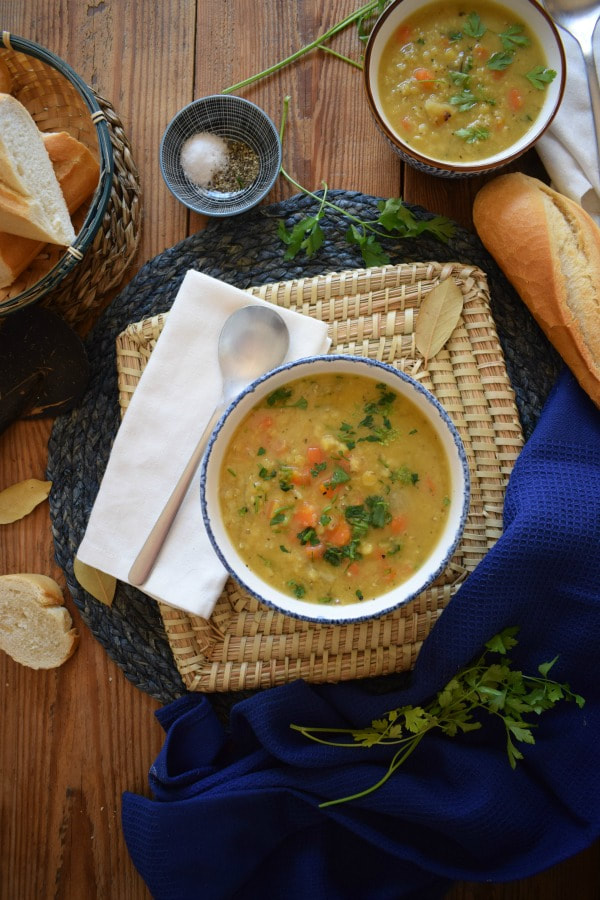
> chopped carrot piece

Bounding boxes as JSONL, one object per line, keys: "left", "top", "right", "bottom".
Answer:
{"left": 401, "top": 116, "right": 414, "bottom": 133}
{"left": 508, "top": 87, "right": 523, "bottom": 111}
{"left": 307, "top": 446, "right": 325, "bottom": 465}
{"left": 294, "top": 502, "right": 318, "bottom": 528}
{"left": 492, "top": 69, "right": 506, "bottom": 81}
{"left": 258, "top": 414, "right": 274, "bottom": 430}
{"left": 414, "top": 67, "right": 435, "bottom": 89}
{"left": 395, "top": 24, "right": 413, "bottom": 43}
{"left": 425, "top": 475, "right": 437, "bottom": 494}
{"left": 390, "top": 514, "right": 408, "bottom": 534}
{"left": 474, "top": 45, "right": 489, "bottom": 61}
{"left": 291, "top": 467, "right": 311, "bottom": 486}
{"left": 327, "top": 520, "right": 352, "bottom": 547}
{"left": 346, "top": 562, "right": 360, "bottom": 577}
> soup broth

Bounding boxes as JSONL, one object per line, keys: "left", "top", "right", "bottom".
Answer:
{"left": 377, "top": 0, "right": 556, "bottom": 163}
{"left": 219, "top": 373, "right": 452, "bottom": 606}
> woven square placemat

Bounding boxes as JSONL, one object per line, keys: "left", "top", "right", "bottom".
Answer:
{"left": 115, "top": 262, "right": 523, "bottom": 692}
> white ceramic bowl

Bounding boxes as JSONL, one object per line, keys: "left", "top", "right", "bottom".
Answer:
{"left": 364, "top": 0, "right": 565, "bottom": 177}
{"left": 200, "top": 355, "right": 470, "bottom": 624}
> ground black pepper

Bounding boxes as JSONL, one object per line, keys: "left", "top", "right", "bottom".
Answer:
{"left": 210, "top": 140, "right": 259, "bottom": 192}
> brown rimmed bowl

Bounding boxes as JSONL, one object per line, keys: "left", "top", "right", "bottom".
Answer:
{"left": 363, "top": 0, "right": 566, "bottom": 178}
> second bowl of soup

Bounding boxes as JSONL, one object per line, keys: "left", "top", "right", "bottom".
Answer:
{"left": 364, "top": 0, "right": 565, "bottom": 176}
{"left": 200, "top": 356, "right": 470, "bottom": 623}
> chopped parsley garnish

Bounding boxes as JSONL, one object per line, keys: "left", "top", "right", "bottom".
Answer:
{"left": 455, "top": 125, "right": 490, "bottom": 143}
{"left": 324, "top": 467, "right": 351, "bottom": 489}
{"left": 259, "top": 466, "right": 277, "bottom": 480}
{"left": 257, "top": 447, "right": 266, "bottom": 456}
{"left": 266, "top": 387, "right": 308, "bottom": 409}
{"left": 499, "top": 24, "right": 530, "bottom": 50}
{"left": 487, "top": 50, "right": 514, "bottom": 71}
{"left": 287, "top": 580, "right": 306, "bottom": 598}
{"left": 463, "top": 11, "right": 485, "bottom": 38}
{"left": 297, "top": 526, "right": 320, "bottom": 546}
{"left": 526, "top": 65, "right": 557, "bottom": 89}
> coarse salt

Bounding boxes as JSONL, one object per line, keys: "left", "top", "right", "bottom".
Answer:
{"left": 180, "top": 132, "right": 229, "bottom": 187}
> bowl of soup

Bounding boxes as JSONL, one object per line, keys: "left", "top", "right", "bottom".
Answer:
{"left": 200, "top": 355, "right": 470, "bottom": 623}
{"left": 363, "top": 0, "right": 565, "bottom": 177}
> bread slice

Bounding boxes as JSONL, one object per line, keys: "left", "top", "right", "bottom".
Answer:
{"left": 0, "top": 131, "right": 100, "bottom": 288}
{"left": 0, "top": 95, "right": 76, "bottom": 245}
{"left": 0, "top": 573, "right": 79, "bottom": 669}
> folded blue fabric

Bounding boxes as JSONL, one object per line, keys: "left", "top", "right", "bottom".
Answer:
{"left": 122, "top": 369, "right": 600, "bottom": 900}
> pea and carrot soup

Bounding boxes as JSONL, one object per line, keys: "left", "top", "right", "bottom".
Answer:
{"left": 220, "top": 373, "right": 452, "bottom": 606}
{"left": 377, "top": 0, "right": 557, "bottom": 162}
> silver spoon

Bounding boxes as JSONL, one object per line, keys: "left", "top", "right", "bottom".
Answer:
{"left": 543, "top": 0, "right": 600, "bottom": 168}
{"left": 128, "top": 305, "right": 290, "bottom": 587}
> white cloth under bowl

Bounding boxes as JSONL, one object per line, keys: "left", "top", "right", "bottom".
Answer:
{"left": 77, "top": 270, "right": 331, "bottom": 618}
{"left": 537, "top": 27, "right": 600, "bottom": 222}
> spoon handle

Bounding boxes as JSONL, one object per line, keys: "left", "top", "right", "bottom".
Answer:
{"left": 128, "top": 402, "right": 224, "bottom": 586}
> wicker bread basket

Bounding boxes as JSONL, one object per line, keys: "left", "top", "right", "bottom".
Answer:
{"left": 0, "top": 32, "right": 113, "bottom": 315}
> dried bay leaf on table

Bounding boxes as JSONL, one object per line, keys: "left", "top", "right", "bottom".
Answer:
{"left": 73, "top": 557, "right": 116, "bottom": 606}
{"left": 0, "top": 478, "right": 52, "bottom": 524}
{"left": 415, "top": 278, "right": 464, "bottom": 367}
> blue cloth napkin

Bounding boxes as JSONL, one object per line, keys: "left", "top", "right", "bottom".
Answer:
{"left": 122, "top": 368, "right": 600, "bottom": 900}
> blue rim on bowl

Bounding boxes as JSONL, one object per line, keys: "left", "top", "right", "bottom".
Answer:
{"left": 200, "top": 355, "right": 471, "bottom": 624}
{"left": 363, "top": 0, "right": 566, "bottom": 178}
{"left": 159, "top": 94, "right": 282, "bottom": 217}
{"left": 0, "top": 33, "right": 113, "bottom": 315}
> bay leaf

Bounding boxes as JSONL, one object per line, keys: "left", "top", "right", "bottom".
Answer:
{"left": 73, "top": 557, "right": 116, "bottom": 607}
{"left": 415, "top": 278, "right": 463, "bottom": 366}
{"left": 0, "top": 478, "right": 52, "bottom": 524}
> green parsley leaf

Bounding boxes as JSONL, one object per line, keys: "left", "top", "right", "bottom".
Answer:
{"left": 499, "top": 24, "right": 530, "bottom": 50}
{"left": 487, "top": 51, "right": 514, "bottom": 71}
{"left": 455, "top": 125, "right": 490, "bottom": 143}
{"left": 526, "top": 65, "right": 557, "bottom": 89}
{"left": 463, "top": 12, "right": 486, "bottom": 38}
{"left": 287, "top": 580, "right": 306, "bottom": 598}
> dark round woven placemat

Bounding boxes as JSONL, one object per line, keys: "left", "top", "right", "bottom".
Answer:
{"left": 47, "top": 190, "right": 562, "bottom": 704}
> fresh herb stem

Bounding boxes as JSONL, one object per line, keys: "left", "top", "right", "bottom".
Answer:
{"left": 221, "top": 0, "right": 382, "bottom": 94}
{"left": 320, "top": 45, "right": 364, "bottom": 69}
{"left": 291, "top": 627, "right": 585, "bottom": 807}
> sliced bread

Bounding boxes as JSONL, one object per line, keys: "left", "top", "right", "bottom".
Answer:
{"left": 0, "top": 573, "right": 79, "bottom": 669}
{"left": 0, "top": 94, "right": 76, "bottom": 245}
{"left": 0, "top": 131, "right": 100, "bottom": 289}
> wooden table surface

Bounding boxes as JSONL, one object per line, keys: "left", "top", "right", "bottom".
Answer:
{"left": 0, "top": 2, "right": 598, "bottom": 898}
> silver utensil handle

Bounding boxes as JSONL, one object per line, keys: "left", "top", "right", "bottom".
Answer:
{"left": 128, "top": 403, "right": 223, "bottom": 586}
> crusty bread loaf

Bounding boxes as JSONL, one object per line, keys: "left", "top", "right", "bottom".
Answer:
{"left": 0, "top": 94, "right": 76, "bottom": 245}
{"left": 0, "top": 131, "right": 99, "bottom": 288}
{"left": 473, "top": 173, "right": 600, "bottom": 408}
{"left": 0, "top": 573, "right": 79, "bottom": 669}
{"left": 0, "top": 57, "right": 12, "bottom": 93}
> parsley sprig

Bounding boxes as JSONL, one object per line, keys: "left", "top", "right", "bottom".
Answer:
{"left": 291, "top": 627, "right": 585, "bottom": 807}
{"left": 277, "top": 121, "right": 455, "bottom": 268}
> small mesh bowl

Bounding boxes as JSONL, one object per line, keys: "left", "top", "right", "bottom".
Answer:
{"left": 0, "top": 33, "right": 113, "bottom": 315}
{"left": 160, "top": 95, "right": 282, "bottom": 217}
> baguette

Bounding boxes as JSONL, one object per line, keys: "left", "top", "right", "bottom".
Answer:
{"left": 0, "top": 94, "right": 76, "bottom": 245}
{"left": 473, "top": 173, "right": 600, "bottom": 408}
{"left": 0, "top": 131, "right": 99, "bottom": 289}
{"left": 0, "top": 573, "right": 79, "bottom": 669}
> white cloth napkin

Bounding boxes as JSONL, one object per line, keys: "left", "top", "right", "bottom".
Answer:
{"left": 77, "top": 270, "right": 331, "bottom": 617}
{"left": 537, "top": 27, "right": 600, "bottom": 222}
